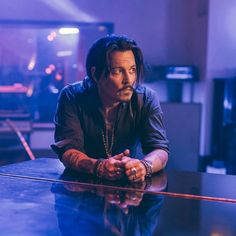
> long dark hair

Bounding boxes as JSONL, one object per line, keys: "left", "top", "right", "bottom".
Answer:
{"left": 86, "top": 34, "right": 144, "bottom": 84}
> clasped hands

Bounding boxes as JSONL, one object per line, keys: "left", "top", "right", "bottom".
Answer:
{"left": 96, "top": 149, "right": 147, "bottom": 182}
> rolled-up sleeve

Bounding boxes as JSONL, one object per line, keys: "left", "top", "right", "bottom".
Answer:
{"left": 139, "top": 90, "right": 169, "bottom": 154}
{"left": 51, "top": 86, "right": 85, "bottom": 157}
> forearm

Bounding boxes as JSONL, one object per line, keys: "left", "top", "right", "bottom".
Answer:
{"left": 61, "top": 149, "right": 97, "bottom": 175}
{"left": 144, "top": 149, "right": 168, "bottom": 173}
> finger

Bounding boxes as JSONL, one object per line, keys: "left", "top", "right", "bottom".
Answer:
{"left": 123, "top": 149, "right": 130, "bottom": 156}
{"left": 132, "top": 176, "right": 145, "bottom": 183}
{"left": 125, "top": 159, "right": 141, "bottom": 169}
{"left": 118, "top": 204, "right": 129, "bottom": 214}
{"left": 104, "top": 163, "right": 126, "bottom": 180}
{"left": 134, "top": 170, "right": 146, "bottom": 182}
{"left": 104, "top": 163, "right": 116, "bottom": 172}
{"left": 127, "top": 170, "right": 146, "bottom": 182}
{"left": 113, "top": 152, "right": 126, "bottom": 160}
{"left": 113, "top": 171, "right": 125, "bottom": 180}
{"left": 121, "top": 156, "right": 132, "bottom": 164}
{"left": 106, "top": 174, "right": 119, "bottom": 181}
{"left": 127, "top": 171, "right": 138, "bottom": 182}
{"left": 106, "top": 193, "right": 121, "bottom": 204}
{"left": 109, "top": 161, "right": 125, "bottom": 173}
{"left": 131, "top": 181, "right": 146, "bottom": 189}
{"left": 128, "top": 192, "right": 143, "bottom": 199}
{"left": 126, "top": 166, "right": 144, "bottom": 177}
{"left": 129, "top": 177, "right": 144, "bottom": 183}
{"left": 104, "top": 159, "right": 120, "bottom": 172}
{"left": 114, "top": 162, "right": 125, "bottom": 170}
{"left": 124, "top": 192, "right": 142, "bottom": 205}
{"left": 106, "top": 165, "right": 125, "bottom": 176}
{"left": 125, "top": 198, "right": 142, "bottom": 206}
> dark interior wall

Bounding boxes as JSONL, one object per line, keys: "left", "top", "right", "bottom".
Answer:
{"left": 0, "top": 0, "right": 226, "bottom": 159}
{"left": 0, "top": 0, "right": 207, "bottom": 66}
{"left": 207, "top": 0, "right": 236, "bottom": 78}
{"left": 161, "top": 103, "right": 202, "bottom": 171}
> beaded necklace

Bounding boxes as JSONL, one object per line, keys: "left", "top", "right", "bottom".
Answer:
{"left": 101, "top": 103, "right": 120, "bottom": 158}
{"left": 101, "top": 122, "right": 114, "bottom": 158}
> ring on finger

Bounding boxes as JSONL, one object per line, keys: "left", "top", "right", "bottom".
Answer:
{"left": 131, "top": 167, "right": 137, "bottom": 175}
{"left": 132, "top": 176, "right": 135, "bottom": 181}
{"left": 130, "top": 193, "right": 137, "bottom": 200}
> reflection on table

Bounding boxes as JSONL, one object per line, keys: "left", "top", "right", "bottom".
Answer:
{"left": 1, "top": 158, "right": 236, "bottom": 235}
{"left": 52, "top": 170, "right": 167, "bottom": 236}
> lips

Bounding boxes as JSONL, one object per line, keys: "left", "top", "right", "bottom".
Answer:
{"left": 118, "top": 85, "right": 134, "bottom": 92}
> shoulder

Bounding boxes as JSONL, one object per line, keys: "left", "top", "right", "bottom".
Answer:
{"left": 59, "top": 77, "right": 94, "bottom": 100}
{"left": 61, "top": 79, "right": 89, "bottom": 95}
{"left": 134, "top": 84, "right": 160, "bottom": 107}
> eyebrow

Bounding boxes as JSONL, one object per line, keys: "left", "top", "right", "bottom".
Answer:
{"left": 110, "top": 65, "right": 136, "bottom": 69}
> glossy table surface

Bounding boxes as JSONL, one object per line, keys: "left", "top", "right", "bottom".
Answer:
{"left": 0, "top": 158, "right": 236, "bottom": 235}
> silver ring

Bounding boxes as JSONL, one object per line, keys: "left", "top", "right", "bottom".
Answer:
{"left": 130, "top": 193, "right": 137, "bottom": 200}
{"left": 116, "top": 170, "right": 121, "bottom": 175}
{"left": 131, "top": 167, "right": 137, "bottom": 175}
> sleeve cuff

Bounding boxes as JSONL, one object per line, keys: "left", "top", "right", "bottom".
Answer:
{"left": 51, "top": 139, "right": 74, "bottom": 156}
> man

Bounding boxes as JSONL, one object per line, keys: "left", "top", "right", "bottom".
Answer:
{"left": 51, "top": 34, "right": 169, "bottom": 182}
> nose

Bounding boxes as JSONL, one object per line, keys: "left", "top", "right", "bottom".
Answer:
{"left": 122, "top": 70, "right": 132, "bottom": 85}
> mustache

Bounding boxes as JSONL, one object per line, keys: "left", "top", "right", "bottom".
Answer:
{"left": 118, "top": 85, "right": 135, "bottom": 92}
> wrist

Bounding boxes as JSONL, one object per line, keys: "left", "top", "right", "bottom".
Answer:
{"left": 93, "top": 159, "right": 105, "bottom": 177}
{"left": 140, "top": 159, "right": 153, "bottom": 178}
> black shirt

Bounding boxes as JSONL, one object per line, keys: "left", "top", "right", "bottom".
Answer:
{"left": 52, "top": 78, "right": 169, "bottom": 159}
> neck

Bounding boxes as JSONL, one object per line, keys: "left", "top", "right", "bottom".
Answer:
{"left": 97, "top": 88, "right": 120, "bottom": 121}
{"left": 103, "top": 101, "right": 120, "bottom": 110}
{"left": 98, "top": 91, "right": 120, "bottom": 110}
{"left": 103, "top": 103, "right": 119, "bottom": 123}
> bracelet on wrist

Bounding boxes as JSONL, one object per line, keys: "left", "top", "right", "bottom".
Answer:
{"left": 140, "top": 159, "right": 153, "bottom": 178}
{"left": 93, "top": 159, "right": 105, "bottom": 177}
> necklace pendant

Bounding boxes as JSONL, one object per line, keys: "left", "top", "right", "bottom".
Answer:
{"left": 101, "top": 128, "right": 114, "bottom": 159}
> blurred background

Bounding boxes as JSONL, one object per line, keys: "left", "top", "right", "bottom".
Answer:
{"left": 0, "top": 0, "right": 235, "bottom": 174}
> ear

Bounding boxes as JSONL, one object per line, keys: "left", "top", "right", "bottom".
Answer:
{"left": 90, "top": 67, "right": 98, "bottom": 84}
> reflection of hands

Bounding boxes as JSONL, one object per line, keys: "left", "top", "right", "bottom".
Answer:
{"left": 103, "top": 189, "right": 144, "bottom": 236}
{"left": 63, "top": 182, "right": 145, "bottom": 214}
{"left": 101, "top": 178, "right": 146, "bottom": 214}
{"left": 105, "top": 190, "right": 144, "bottom": 214}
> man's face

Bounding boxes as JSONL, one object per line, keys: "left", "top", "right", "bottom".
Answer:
{"left": 97, "top": 50, "right": 137, "bottom": 105}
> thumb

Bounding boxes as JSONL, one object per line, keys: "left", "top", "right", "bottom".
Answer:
{"left": 113, "top": 152, "right": 126, "bottom": 160}
{"left": 123, "top": 149, "right": 130, "bottom": 156}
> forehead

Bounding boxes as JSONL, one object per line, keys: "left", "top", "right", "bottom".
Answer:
{"left": 108, "top": 50, "right": 136, "bottom": 67}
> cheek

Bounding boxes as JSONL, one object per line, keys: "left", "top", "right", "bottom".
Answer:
{"left": 132, "top": 75, "right": 137, "bottom": 84}
{"left": 99, "top": 80, "right": 120, "bottom": 97}
{"left": 106, "top": 79, "right": 122, "bottom": 90}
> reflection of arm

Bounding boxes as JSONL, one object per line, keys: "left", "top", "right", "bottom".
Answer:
{"left": 137, "top": 194, "right": 164, "bottom": 235}
{"left": 54, "top": 172, "right": 166, "bottom": 236}
{"left": 105, "top": 194, "right": 164, "bottom": 236}
{"left": 140, "top": 88, "right": 169, "bottom": 173}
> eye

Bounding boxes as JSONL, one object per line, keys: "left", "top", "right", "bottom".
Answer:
{"left": 129, "top": 67, "right": 136, "bottom": 74}
{"left": 110, "top": 68, "right": 122, "bottom": 76}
